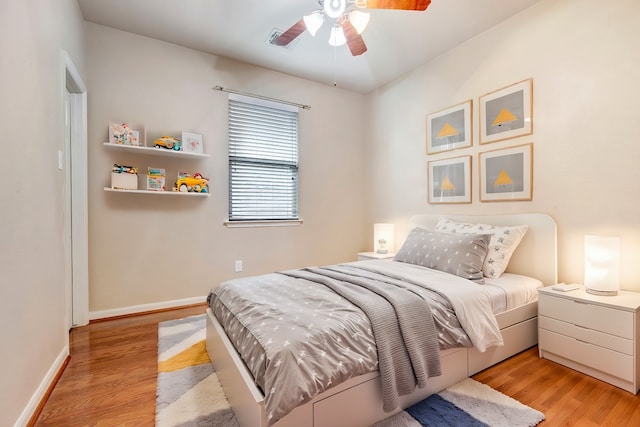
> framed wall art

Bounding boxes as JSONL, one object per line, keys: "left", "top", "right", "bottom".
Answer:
{"left": 181, "top": 131, "right": 204, "bottom": 154}
{"left": 426, "top": 100, "right": 472, "bottom": 154}
{"left": 480, "top": 79, "right": 532, "bottom": 144}
{"left": 479, "top": 143, "right": 533, "bottom": 202}
{"left": 428, "top": 155, "right": 472, "bottom": 204}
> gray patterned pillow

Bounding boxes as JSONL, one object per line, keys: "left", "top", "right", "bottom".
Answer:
{"left": 394, "top": 228, "right": 491, "bottom": 284}
{"left": 434, "top": 218, "right": 528, "bottom": 278}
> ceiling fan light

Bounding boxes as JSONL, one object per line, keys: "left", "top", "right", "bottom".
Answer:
{"left": 349, "top": 10, "right": 370, "bottom": 34}
{"left": 324, "top": 0, "right": 346, "bottom": 19}
{"left": 303, "top": 11, "right": 324, "bottom": 36}
{"left": 328, "top": 25, "right": 346, "bottom": 46}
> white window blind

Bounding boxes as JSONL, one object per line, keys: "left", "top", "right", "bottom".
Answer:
{"left": 228, "top": 94, "right": 299, "bottom": 221}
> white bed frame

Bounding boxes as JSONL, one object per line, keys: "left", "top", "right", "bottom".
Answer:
{"left": 206, "top": 213, "right": 557, "bottom": 427}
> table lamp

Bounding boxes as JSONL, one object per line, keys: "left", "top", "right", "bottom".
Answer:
{"left": 374, "top": 223, "right": 395, "bottom": 254}
{"left": 584, "top": 235, "right": 620, "bottom": 296}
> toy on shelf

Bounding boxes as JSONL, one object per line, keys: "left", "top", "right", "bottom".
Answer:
{"left": 153, "top": 136, "right": 181, "bottom": 151}
{"left": 147, "top": 167, "right": 166, "bottom": 191}
{"left": 111, "top": 164, "right": 138, "bottom": 190}
{"left": 174, "top": 172, "right": 209, "bottom": 193}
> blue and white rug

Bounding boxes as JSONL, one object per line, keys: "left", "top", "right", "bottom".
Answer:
{"left": 374, "top": 378, "right": 544, "bottom": 427}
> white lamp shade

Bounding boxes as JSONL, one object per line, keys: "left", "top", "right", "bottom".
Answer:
{"left": 328, "top": 25, "right": 346, "bottom": 46}
{"left": 349, "top": 10, "right": 370, "bottom": 34}
{"left": 584, "top": 235, "right": 620, "bottom": 296}
{"left": 374, "top": 223, "right": 395, "bottom": 254}
{"left": 303, "top": 11, "right": 324, "bottom": 36}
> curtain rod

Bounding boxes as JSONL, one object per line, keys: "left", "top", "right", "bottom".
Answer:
{"left": 212, "top": 85, "right": 311, "bottom": 110}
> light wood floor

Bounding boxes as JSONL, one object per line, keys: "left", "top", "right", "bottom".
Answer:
{"left": 32, "top": 305, "right": 640, "bottom": 426}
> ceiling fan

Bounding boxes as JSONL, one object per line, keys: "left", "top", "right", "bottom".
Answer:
{"left": 274, "top": 0, "right": 432, "bottom": 56}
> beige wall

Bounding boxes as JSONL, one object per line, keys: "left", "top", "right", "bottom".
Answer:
{"left": 0, "top": 0, "right": 85, "bottom": 425}
{"left": 365, "top": 0, "right": 640, "bottom": 289}
{"left": 6, "top": 1, "right": 640, "bottom": 422}
{"left": 86, "top": 23, "right": 368, "bottom": 313}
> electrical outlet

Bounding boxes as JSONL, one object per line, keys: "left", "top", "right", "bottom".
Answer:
{"left": 235, "top": 260, "right": 243, "bottom": 272}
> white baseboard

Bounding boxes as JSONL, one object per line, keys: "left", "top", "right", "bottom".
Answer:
{"left": 89, "top": 296, "right": 206, "bottom": 321}
{"left": 14, "top": 346, "right": 69, "bottom": 427}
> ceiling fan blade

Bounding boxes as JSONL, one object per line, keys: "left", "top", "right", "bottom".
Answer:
{"left": 274, "top": 19, "right": 306, "bottom": 46}
{"left": 340, "top": 20, "right": 367, "bottom": 56}
{"left": 363, "top": 0, "right": 432, "bottom": 11}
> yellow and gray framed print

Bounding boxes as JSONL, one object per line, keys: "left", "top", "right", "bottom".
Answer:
{"left": 427, "top": 100, "right": 472, "bottom": 154}
{"left": 479, "top": 143, "right": 533, "bottom": 202}
{"left": 480, "top": 79, "right": 532, "bottom": 144}
{"left": 428, "top": 155, "right": 472, "bottom": 204}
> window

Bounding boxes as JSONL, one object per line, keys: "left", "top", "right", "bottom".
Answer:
{"left": 228, "top": 94, "right": 299, "bottom": 222}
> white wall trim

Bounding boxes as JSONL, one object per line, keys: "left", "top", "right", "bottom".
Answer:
{"left": 14, "top": 347, "right": 69, "bottom": 427}
{"left": 62, "top": 50, "right": 89, "bottom": 327}
{"left": 89, "top": 296, "right": 207, "bottom": 321}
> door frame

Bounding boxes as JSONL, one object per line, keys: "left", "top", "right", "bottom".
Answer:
{"left": 63, "top": 51, "right": 89, "bottom": 327}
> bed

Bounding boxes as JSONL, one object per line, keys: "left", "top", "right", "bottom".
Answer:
{"left": 205, "top": 213, "right": 557, "bottom": 427}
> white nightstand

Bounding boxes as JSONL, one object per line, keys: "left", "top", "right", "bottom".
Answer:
{"left": 357, "top": 252, "right": 396, "bottom": 261}
{"left": 538, "top": 285, "right": 640, "bottom": 394}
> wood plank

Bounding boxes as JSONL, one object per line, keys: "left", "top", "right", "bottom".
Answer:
{"left": 31, "top": 305, "right": 640, "bottom": 426}
{"left": 31, "top": 304, "right": 206, "bottom": 427}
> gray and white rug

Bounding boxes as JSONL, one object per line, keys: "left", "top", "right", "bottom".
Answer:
{"left": 156, "top": 314, "right": 239, "bottom": 427}
{"left": 156, "top": 315, "right": 544, "bottom": 427}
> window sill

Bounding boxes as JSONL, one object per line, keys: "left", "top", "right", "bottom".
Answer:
{"left": 224, "top": 219, "right": 303, "bottom": 228}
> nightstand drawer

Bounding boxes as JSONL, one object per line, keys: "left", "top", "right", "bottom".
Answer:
{"left": 539, "top": 316, "right": 633, "bottom": 355}
{"left": 539, "top": 329, "right": 634, "bottom": 381}
{"left": 539, "top": 294, "right": 633, "bottom": 338}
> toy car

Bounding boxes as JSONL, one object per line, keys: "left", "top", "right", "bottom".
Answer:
{"left": 154, "top": 136, "right": 181, "bottom": 151}
{"left": 175, "top": 172, "right": 209, "bottom": 193}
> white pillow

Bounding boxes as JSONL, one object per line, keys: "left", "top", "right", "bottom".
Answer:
{"left": 435, "top": 218, "right": 528, "bottom": 278}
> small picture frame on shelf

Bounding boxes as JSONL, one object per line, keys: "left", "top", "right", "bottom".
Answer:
{"left": 181, "top": 131, "right": 204, "bottom": 154}
{"left": 109, "top": 121, "right": 140, "bottom": 146}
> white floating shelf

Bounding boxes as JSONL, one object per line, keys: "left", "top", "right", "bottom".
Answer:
{"left": 103, "top": 143, "right": 210, "bottom": 159}
{"left": 104, "top": 187, "right": 209, "bottom": 197}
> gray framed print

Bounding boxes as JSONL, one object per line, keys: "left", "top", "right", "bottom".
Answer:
{"left": 479, "top": 143, "right": 533, "bottom": 202}
{"left": 428, "top": 155, "right": 472, "bottom": 204}
{"left": 426, "top": 100, "right": 472, "bottom": 154}
{"left": 480, "top": 79, "right": 533, "bottom": 144}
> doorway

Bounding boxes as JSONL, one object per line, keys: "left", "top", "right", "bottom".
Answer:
{"left": 63, "top": 51, "right": 89, "bottom": 328}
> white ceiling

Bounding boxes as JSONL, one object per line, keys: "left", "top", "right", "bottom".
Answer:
{"left": 77, "top": 0, "right": 541, "bottom": 94}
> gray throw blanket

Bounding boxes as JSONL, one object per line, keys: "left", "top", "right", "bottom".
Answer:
{"left": 283, "top": 265, "right": 442, "bottom": 412}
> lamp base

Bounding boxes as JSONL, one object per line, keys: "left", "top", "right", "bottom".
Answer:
{"left": 376, "top": 249, "right": 388, "bottom": 254}
{"left": 586, "top": 288, "right": 618, "bottom": 296}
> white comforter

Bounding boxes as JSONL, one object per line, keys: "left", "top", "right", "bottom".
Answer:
{"left": 351, "top": 260, "right": 503, "bottom": 352}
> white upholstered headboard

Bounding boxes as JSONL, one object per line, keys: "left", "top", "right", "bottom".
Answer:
{"left": 407, "top": 213, "right": 558, "bottom": 286}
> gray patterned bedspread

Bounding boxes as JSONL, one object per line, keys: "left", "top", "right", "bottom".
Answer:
{"left": 208, "top": 260, "right": 502, "bottom": 426}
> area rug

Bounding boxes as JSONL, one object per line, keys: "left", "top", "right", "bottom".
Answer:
{"left": 156, "top": 314, "right": 239, "bottom": 427}
{"left": 157, "top": 315, "right": 543, "bottom": 427}
{"left": 374, "top": 378, "right": 545, "bottom": 427}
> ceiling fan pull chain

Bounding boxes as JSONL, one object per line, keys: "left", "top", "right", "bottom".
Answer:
{"left": 333, "top": 44, "right": 338, "bottom": 87}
